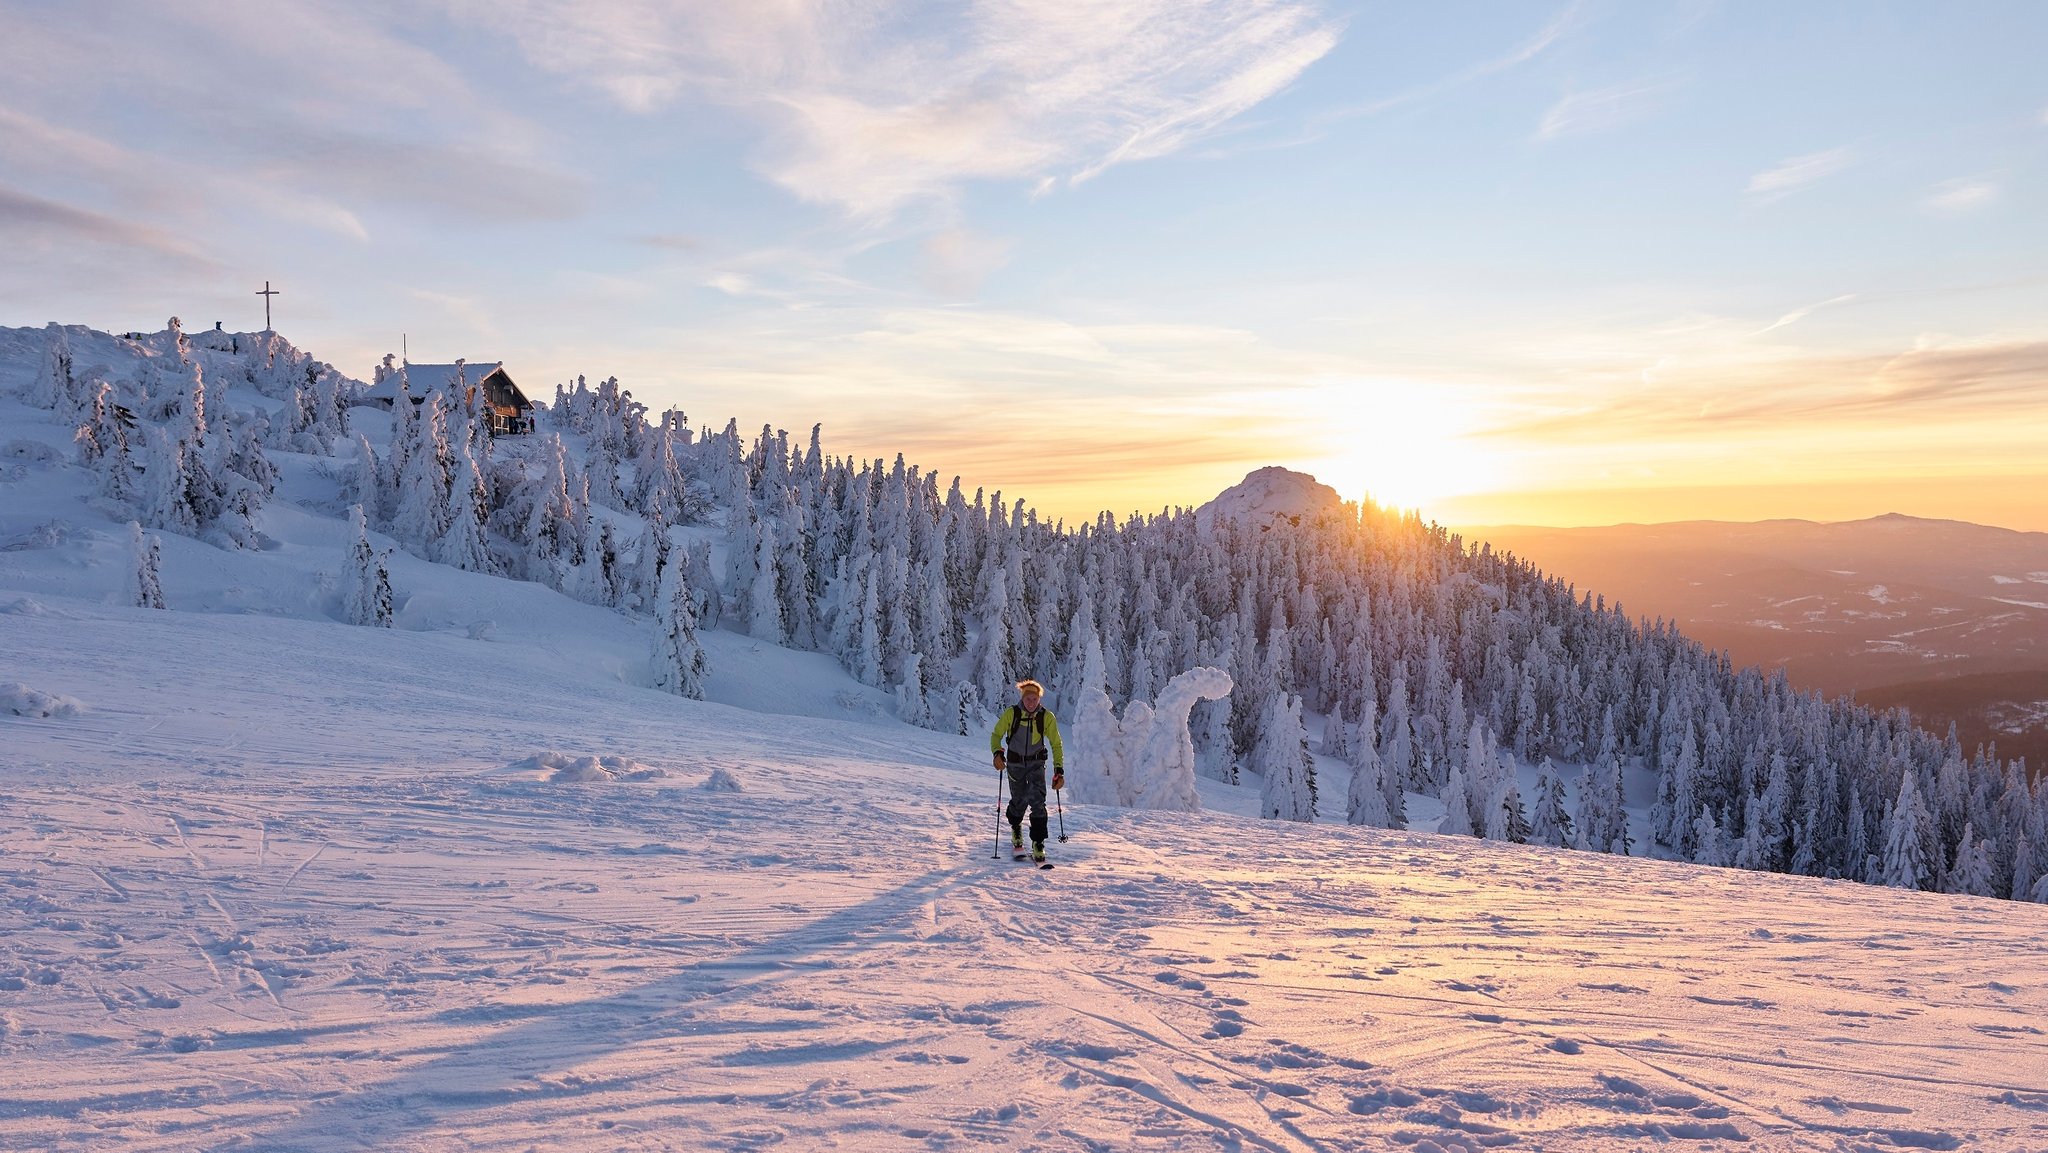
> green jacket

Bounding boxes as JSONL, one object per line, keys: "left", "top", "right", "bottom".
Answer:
{"left": 991, "top": 705, "right": 1064, "bottom": 769}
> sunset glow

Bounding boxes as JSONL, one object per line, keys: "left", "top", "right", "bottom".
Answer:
{"left": 2, "top": 3, "right": 2042, "bottom": 529}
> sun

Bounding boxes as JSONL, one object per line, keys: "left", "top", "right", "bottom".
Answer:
{"left": 1294, "top": 377, "right": 1504, "bottom": 516}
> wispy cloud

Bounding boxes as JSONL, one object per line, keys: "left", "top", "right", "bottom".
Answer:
{"left": 1750, "top": 293, "right": 1857, "bottom": 336}
{"left": 0, "top": 183, "right": 212, "bottom": 267}
{"left": 1745, "top": 146, "right": 1854, "bottom": 199}
{"left": 0, "top": 4, "right": 579, "bottom": 238}
{"left": 447, "top": 1, "right": 1340, "bottom": 219}
{"left": 1483, "top": 339, "right": 2048, "bottom": 442}
{"left": 1927, "top": 177, "right": 1998, "bottom": 214}
{"left": 1536, "top": 79, "right": 1668, "bottom": 140}
{"left": 1327, "top": 0, "right": 1581, "bottom": 126}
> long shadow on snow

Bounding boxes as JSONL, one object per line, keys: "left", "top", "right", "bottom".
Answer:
{"left": 244, "top": 864, "right": 966, "bottom": 1151}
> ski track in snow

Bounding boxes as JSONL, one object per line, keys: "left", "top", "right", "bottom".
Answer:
{"left": 4, "top": 606, "right": 2048, "bottom": 1151}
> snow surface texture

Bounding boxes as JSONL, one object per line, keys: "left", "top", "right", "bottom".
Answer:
{"left": 4, "top": 321, "right": 2048, "bottom": 1148}
{"left": 5, "top": 602, "right": 2047, "bottom": 1151}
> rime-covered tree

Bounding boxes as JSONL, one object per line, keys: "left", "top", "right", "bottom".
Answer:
{"left": 1531, "top": 757, "right": 1572, "bottom": 847}
{"left": 651, "top": 557, "right": 708, "bottom": 699}
{"left": 1946, "top": 824, "right": 1996, "bottom": 898}
{"left": 434, "top": 444, "right": 493, "bottom": 572}
{"left": 130, "top": 521, "right": 165, "bottom": 609}
{"left": 1345, "top": 735, "right": 1392, "bottom": 828}
{"left": 1881, "top": 771, "right": 1932, "bottom": 891}
{"left": 1257, "top": 693, "right": 1315, "bottom": 822}
{"left": 1487, "top": 774, "right": 1531, "bottom": 844}
{"left": 343, "top": 504, "right": 393, "bottom": 628}
{"left": 1128, "top": 666, "right": 1233, "bottom": 812}
{"left": 1438, "top": 766, "right": 1475, "bottom": 837}
{"left": 1065, "top": 633, "right": 1127, "bottom": 808}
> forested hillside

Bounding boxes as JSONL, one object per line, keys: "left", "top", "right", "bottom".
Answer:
{"left": 11, "top": 319, "right": 2045, "bottom": 903}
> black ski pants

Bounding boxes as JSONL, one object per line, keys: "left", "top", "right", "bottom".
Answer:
{"left": 1005, "top": 756, "right": 1049, "bottom": 844}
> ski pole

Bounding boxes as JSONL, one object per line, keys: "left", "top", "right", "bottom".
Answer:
{"left": 992, "top": 760, "right": 1005, "bottom": 859}
{"left": 1055, "top": 781, "right": 1067, "bottom": 843}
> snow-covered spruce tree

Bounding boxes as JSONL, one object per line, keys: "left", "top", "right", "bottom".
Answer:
{"left": 341, "top": 504, "right": 394, "bottom": 627}
{"left": 434, "top": 442, "right": 493, "bottom": 572}
{"left": 1531, "top": 757, "right": 1572, "bottom": 847}
{"left": 894, "top": 651, "right": 930, "bottom": 728}
{"left": 1257, "top": 693, "right": 1314, "bottom": 822}
{"left": 1945, "top": 824, "right": 1996, "bottom": 898}
{"left": 129, "top": 521, "right": 165, "bottom": 609}
{"left": 748, "top": 517, "right": 785, "bottom": 645}
{"left": 1882, "top": 771, "right": 1933, "bottom": 890}
{"left": 77, "top": 379, "right": 135, "bottom": 500}
{"left": 1128, "top": 666, "right": 1233, "bottom": 812}
{"left": 1490, "top": 774, "right": 1532, "bottom": 844}
{"left": 1692, "top": 808, "right": 1730, "bottom": 868}
{"left": 25, "top": 324, "right": 69, "bottom": 408}
{"left": 1323, "top": 701, "right": 1349, "bottom": 759}
{"left": 652, "top": 557, "right": 708, "bottom": 699}
{"left": 1438, "top": 766, "right": 1476, "bottom": 837}
{"left": 392, "top": 393, "right": 454, "bottom": 553}
{"left": 1345, "top": 734, "right": 1392, "bottom": 828}
{"left": 965, "top": 565, "right": 1013, "bottom": 711}
{"left": 1064, "top": 632, "right": 1127, "bottom": 808}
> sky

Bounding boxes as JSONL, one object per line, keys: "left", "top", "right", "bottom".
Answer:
{"left": 1, "top": 1, "right": 2044, "bottom": 531}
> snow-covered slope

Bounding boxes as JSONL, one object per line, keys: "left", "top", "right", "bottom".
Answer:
{"left": 1194, "top": 466, "right": 1345, "bottom": 532}
{"left": 6, "top": 321, "right": 2048, "bottom": 1148}
{"left": 6, "top": 598, "right": 2048, "bottom": 1151}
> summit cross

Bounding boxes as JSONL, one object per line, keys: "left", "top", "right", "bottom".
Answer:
{"left": 256, "top": 281, "right": 280, "bottom": 331}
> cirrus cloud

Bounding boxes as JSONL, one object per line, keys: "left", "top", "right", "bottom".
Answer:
{"left": 444, "top": 0, "right": 1340, "bottom": 219}
{"left": 1745, "top": 146, "right": 1854, "bottom": 200}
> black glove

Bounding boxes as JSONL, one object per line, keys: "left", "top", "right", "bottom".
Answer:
{"left": 1052, "top": 770, "right": 1065, "bottom": 790}
{"left": 993, "top": 752, "right": 1005, "bottom": 771}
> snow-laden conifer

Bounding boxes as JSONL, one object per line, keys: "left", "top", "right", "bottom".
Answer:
{"left": 1882, "top": 772, "right": 1932, "bottom": 890}
{"left": 1257, "top": 694, "right": 1314, "bottom": 822}
{"left": 651, "top": 555, "right": 708, "bottom": 699}
{"left": 129, "top": 521, "right": 165, "bottom": 609}
{"left": 1945, "top": 824, "right": 1995, "bottom": 898}
{"left": 1692, "top": 808, "right": 1730, "bottom": 868}
{"left": 1531, "top": 757, "right": 1572, "bottom": 847}
{"left": 1323, "top": 701, "right": 1348, "bottom": 759}
{"left": 1345, "top": 735, "right": 1391, "bottom": 827}
{"left": 1438, "top": 766, "right": 1475, "bottom": 837}
{"left": 343, "top": 504, "right": 393, "bottom": 628}
{"left": 1064, "top": 632, "right": 1126, "bottom": 808}
{"left": 433, "top": 444, "right": 493, "bottom": 572}
{"left": 1490, "top": 774, "right": 1532, "bottom": 844}
{"left": 1127, "top": 666, "right": 1232, "bottom": 812}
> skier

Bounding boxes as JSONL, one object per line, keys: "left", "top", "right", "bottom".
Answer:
{"left": 992, "top": 679, "right": 1065, "bottom": 863}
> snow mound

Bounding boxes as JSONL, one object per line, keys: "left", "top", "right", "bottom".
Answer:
{"left": 702, "top": 767, "right": 744, "bottom": 792}
{"left": 1, "top": 683, "right": 82, "bottom": 718}
{"left": 3, "top": 440, "right": 59, "bottom": 465}
{"left": 1196, "top": 467, "right": 1344, "bottom": 532}
{"left": 507, "top": 751, "right": 667, "bottom": 783}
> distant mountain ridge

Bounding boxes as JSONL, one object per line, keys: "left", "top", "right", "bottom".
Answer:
{"left": 1466, "top": 513, "right": 2048, "bottom": 769}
